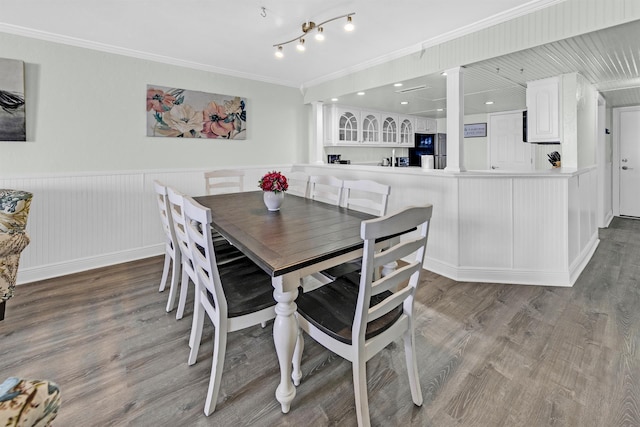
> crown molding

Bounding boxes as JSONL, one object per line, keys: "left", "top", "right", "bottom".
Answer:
{"left": 0, "top": 0, "right": 564, "bottom": 91}
{"left": 0, "top": 23, "right": 300, "bottom": 88}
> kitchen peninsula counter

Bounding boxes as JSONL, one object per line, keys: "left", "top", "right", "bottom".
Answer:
{"left": 293, "top": 163, "right": 598, "bottom": 287}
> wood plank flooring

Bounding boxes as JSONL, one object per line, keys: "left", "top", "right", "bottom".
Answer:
{"left": 1, "top": 217, "right": 639, "bottom": 426}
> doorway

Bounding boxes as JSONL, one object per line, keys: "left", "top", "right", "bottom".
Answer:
{"left": 488, "top": 110, "right": 532, "bottom": 171}
{"left": 613, "top": 106, "right": 640, "bottom": 218}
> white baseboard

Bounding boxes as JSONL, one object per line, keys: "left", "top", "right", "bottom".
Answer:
{"left": 423, "top": 257, "right": 573, "bottom": 287}
{"left": 568, "top": 235, "right": 599, "bottom": 286}
{"left": 16, "top": 244, "right": 164, "bottom": 285}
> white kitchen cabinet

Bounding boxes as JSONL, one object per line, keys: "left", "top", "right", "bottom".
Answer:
{"left": 360, "top": 110, "right": 381, "bottom": 144}
{"left": 323, "top": 105, "right": 383, "bottom": 146}
{"left": 324, "top": 105, "right": 360, "bottom": 145}
{"left": 414, "top": 116, "right": 437, "bottom": 133}
{"left": 398, "top": 116, "right": 414, "bottom": 146}
{"left": 325, "top": 105, "right": 430, "bottom": 147}
{"left": 526, "top": 76, "right": 562, "bottom": 143}
{"left": 381, "top": 115, "right": 399, "bottom": 144}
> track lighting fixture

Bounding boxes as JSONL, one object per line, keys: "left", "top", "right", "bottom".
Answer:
{"left": 273, "top": 13, "right": 355, "bottom": 58}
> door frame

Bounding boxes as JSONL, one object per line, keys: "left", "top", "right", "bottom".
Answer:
{"left": 596, "top": 94, "right": 612, "bottom": 227}
{"left": 612, "top": 105, "right": 640, "bottom": 217}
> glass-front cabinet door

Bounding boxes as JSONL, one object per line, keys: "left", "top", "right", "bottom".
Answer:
{"left": 399, "top": 116, "right": 414, "bottom": 146}
{"left": 382, "top": 116, "right": 398, "bottom": 144}
{"left": 338, "top": 109, "right": 359, "bottom": 144}
{"left": 361, "top": 112, "right": 380, "bottom": 144}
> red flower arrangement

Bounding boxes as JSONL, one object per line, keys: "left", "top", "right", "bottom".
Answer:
{"left": 258, "top": 171, "right": 289, "bottom": 193}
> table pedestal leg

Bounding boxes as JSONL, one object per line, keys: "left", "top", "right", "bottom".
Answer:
{"left": 272, "top": 284, "right": 298, "bottom": 413}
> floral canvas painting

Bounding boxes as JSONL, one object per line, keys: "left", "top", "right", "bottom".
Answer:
{"left": 146, "top": 85, "right": 246, "bottom": 139}
{"left": 0, "top": 58, "right": 26, "bottom": 142}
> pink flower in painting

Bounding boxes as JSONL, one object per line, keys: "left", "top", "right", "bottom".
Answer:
{"left": 201, "top": 101, "right": 235, "bottom": 138}
{"left": 147, "top": 88, "right": 176, "bottom": 112}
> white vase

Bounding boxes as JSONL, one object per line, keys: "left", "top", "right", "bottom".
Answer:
{"left": 263, "top": 191, "right": 285, "bottom": 211}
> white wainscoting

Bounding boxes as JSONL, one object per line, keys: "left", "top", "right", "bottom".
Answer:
{"left": 1, "top": 166, "right": 290, "bottom": 284}
{"left": 3, "top": 165, "right": 598, "bottom": 287}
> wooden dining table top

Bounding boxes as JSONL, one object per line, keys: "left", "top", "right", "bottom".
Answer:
{"left": 193, "top": 191, "right": 375, "bottom": 278}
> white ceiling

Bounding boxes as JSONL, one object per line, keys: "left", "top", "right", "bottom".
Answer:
{"left": 331, "top": 20, "right": 640, "bottom": 117}
{"left": 1, "top": 0, "right": 639, "bottom": 117}
{"left": 0, "top": 0, "right": 554, "bottom": 88}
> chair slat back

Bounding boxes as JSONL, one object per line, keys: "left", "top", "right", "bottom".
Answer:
{"left": 204, "top": 170, "right": 244, "bottom": 195}
{"left": 286, "top": 171, "right": 310, "bottom": 198}
{"left": 352, "top": 205, "right": 433, "bottom": 342}
{"left": 342, "top": 179, "right": 390, "bottom": 216}
{"left": 153, "top": 180, "right": 177, "bottom": 251}
{"left": 183, "top": 196, "right": 228, "bottom": 322}
{"left": 309, "top": 175, "right": 344, "bottom": 206}
{"left": 166, "top": 186, "right": 196, "bottom": 282}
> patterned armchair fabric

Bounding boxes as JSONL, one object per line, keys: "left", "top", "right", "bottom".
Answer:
{"left": 0, "top": 377, "right": 61, "bottom": 426}
{"left": 0, "top": 190, "right": 33, "bottom": 306}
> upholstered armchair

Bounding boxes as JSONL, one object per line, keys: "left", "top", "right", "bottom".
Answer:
{"left": 0, "top": 377, "right": 61, "bottom": 426}
{"left": 0, "top": 189, "right": 32, "bottom": 321}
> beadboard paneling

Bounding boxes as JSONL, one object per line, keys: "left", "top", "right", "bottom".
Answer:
{"left": 2, "top": 165, "right": 598, "bottom": 287}
{"left": 0, "top": 166, "right": 286, "bottom": 284}
{"left": 513, "top": 177, "right": 567, "bottom": 271}
{"left": 458, "top": 178, "right": 513, "bottom": 268}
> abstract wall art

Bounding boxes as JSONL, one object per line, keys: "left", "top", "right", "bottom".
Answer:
{"left": 146, "top": 85, "right": 247, "bottom": 139}
{"left": 0, "top": 58, "right": 26, "bottom": 142}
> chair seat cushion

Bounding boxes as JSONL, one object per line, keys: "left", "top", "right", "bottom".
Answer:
{"left": 319, "top": 258, "right": 362, "bottom": 281}
{"left": 209, "top": 257, "right": 275, "bottom": 318}
{"left": 296, "top": 272, "right": 403, "bottom": 345}
{"left": 212, "top": 239, "right": 246, "bottom": 265}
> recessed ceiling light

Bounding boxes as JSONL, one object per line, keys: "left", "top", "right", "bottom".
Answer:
{"left": 331, "top": 98, "right": 338, "bottom": 102}
{"left": 437, "top": 108, "right": 444, "bottom": 111}
{"left": 441, "top": 71, "right": 447, "bottom": 76}
{"left": 394, "top": 83, "right": 403, "bottom": 87}
{"left": 400, "top": 101, "right": 409, "bottom": 105}
{"left": 485, "top": 101, "right": 494, "bottom": 105}
{"left": 357, "top": 92, "right": 365, "bottom": 96}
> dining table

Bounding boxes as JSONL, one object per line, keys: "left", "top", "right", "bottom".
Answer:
{"left": 193, "top": 190, "right": 377, "bottom": 414}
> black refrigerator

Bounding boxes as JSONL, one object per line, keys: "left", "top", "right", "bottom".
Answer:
{"left": 409, "top": 133, "right": 446, "bottom": 169}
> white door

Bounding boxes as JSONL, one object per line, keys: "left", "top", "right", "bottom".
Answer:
{"left": 619, "top": 108, "right": 640, "bottom": 217}
{"left": 489, "top": 111, "right": 532, "bottom": 171}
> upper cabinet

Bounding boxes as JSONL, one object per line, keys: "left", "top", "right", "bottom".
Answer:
{"left": 324, "top": 105, "right": 423, "bottom": 147}
{"left": 414, "top": 117, "right": 437, "bottom": 133}
{"left": 381, "top": 115, "right": 398, "bottom": 144}
{"left": 361, "top": 110, "right": 381, "bottom": 144}
{"left": 526, "top": 76, "right": 562, "bottom": 143}
{"left": 398, "top": 116, "right": 414, "bottom": 147}
{"left": 324, "top": 106, "right": 359, "bottom": 145}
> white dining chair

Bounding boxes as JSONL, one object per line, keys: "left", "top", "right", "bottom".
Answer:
{"left": 286, "top": 171, "right": 310, "bottom": 198}
{"left": 316, "top": 179, "right": 391, "bottom": 285}
{"left": 167, "top": 186, "right": 246, "bottom": 321}
{"left": 182, "top": 195, "right": 276, "bottom": 416}
{"left": 308, "top": 175, "right": 344, "bottom": 206}
{"left": 292, "top": 205, "right": 433, "bottom": 427}
{"left": 153, "top": 180, "right": 182, "bottom": 313}
{"left": 204, "top": 169, "right": 244, "bottom": 195}
{"left": 342, "top": 179, "right": 390, "bottom": 216}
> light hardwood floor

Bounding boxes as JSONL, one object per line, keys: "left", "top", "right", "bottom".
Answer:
{"left": 1, "top": 217, "right": 639, "bottom": 426}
